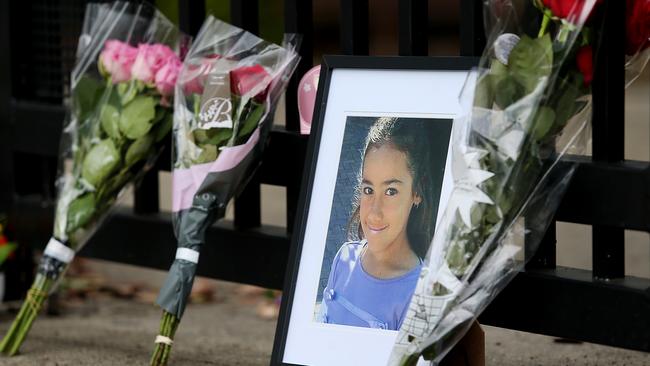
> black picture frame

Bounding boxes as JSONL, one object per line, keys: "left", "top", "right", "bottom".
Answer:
{"left": 271, "top": 55, "right": 479, "bottom": 366}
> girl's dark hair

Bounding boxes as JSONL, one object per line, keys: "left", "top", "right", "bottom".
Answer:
{"left": 347, "top": 117, "right": 437, "bottom": 259}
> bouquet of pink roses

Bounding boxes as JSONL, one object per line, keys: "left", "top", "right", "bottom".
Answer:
{"left": 0, "top": 2, "right": 188, "bottom": 356}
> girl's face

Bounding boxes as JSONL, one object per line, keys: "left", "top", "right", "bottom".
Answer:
{"left": 360, "top": 144, "right": 421, "bottom": 254}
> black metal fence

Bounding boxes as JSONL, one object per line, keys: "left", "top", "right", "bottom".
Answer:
{"left": 0, "top": 0, "right": 648, "bottom": 354}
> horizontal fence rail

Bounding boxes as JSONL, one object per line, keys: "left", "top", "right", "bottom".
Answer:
{"left": 480, "top": 267, "right": 650, "bottom": 352}
{"left": 7, "top": 107, "right": 649, "bottom": 231}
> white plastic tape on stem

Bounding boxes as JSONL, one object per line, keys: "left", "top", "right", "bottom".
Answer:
{"left": 155, "top": 335, "right": 173, "bottom": 346}
{"left": 43, "top": 237, "right": 75, "bottom": 264}
{"left": 175, "top": 248, "right": 199, "bottom": 264}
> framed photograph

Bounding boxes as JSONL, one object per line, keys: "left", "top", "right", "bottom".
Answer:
{"left": 272, "top": 56, "right": 478, "bottom": 366}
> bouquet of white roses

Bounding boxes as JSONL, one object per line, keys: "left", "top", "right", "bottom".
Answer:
{"left": 0, "top": 2, "right": 188, "bottom": 356}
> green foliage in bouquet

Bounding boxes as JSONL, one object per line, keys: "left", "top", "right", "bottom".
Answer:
{"left": 441, "top": 34, "right": 589, "bottom": 280}
{"left": 63, "top": 77, "right": 172, "bottom": 238}
{"left": 187, "top": 97, "right": 265, "bottom": 166}
{"left": 391, "top": 1, "right": 601, "bottom": 364}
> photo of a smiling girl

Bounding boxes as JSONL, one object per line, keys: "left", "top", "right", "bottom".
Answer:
{"left": 315, "top": 116, "right": 452, "bottom": 331}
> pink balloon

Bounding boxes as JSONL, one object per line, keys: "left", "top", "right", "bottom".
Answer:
{"left": 297, "top": 65, "right": 321, "bottom": 135}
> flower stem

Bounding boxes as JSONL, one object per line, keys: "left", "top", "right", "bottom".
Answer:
{"left": 581, "top": 27, "right": 591, "bottom": 46}
{"left": 0, "top": 274, "right": 53, "bottom": 356}
{"left": 150, "top": 310, "right": 180, "bottom": 366}
{"left": 557, "top": 20, "right": 575, "bottom": 44}
{"left": 538, "top": 9, "right": 553, "bottom": 38}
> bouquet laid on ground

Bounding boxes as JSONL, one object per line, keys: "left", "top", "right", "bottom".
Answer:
{"left": 388, "top": 0, "right": 649, "bottom": 365}
{"left": 0, "top": 2, "right": 187, "bottom": 356}
{"left": 149, "top": 17, "right": 300, "bottom": 366}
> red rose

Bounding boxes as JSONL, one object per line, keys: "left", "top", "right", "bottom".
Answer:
{"left": 230, "top": 64, "right": 271, "bottom": 102}
{"left": 576, "top": 45, "right": 593, "bottom": 86}
{"left": 542, "top": 0, "right": 596, "bottom": 21}
{"left": 626, "top": 0, "right": 650, "bottom": 55}
{"left": 0, "top": 235, "right": 7, "bottom": 245}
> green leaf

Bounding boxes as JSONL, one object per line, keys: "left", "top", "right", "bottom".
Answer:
{"left": 470, "top": 204, "right": 483, "bottom": 227}
{"left": 73, "top": 76, "right": 105, "bottom": 122}
{"left": 495, "top": 76, "right": 524, "bottom": 108}
{"left": 485, "top": 205, "right": 501, "bottom": 225}
{"left": 153, "top": 112, "right": 173, "bottom": 143}
{"left": 66, "top": 192, "right": 96, "bottom": 233}
{"left": 117, "top": 82, "right": 138, "bottom": 105}
{"left": 193, "top": 93, "right": 202, "bottom": 121}
{"left": 551, "top": 73, "right": 582, "bottom": 127}
{"left": 532, "top": 106, "right": 555, "bottom": 141}
{"left": 152, "top": 107, "right": 167, "bottom": 125}
{"left": 431, "top": 282, "right": 450, "bottom": 296}
{"left": 96, "top": 169, "right": 133, "bottom": 204}
{"left": 237, "top": 102, "right": 264, "bottom": 140}
{"left": 194, "top": 145, "right": 218, "bottom": 164}
{"left": 193, "top": 129, "right": 209, "bottom": 144}
{"left": 125, "top": 134, "right": 154, "bottom": 167}
{"left": 490, "top": 59, "right": 508, "bottom": 78}
{"left": 474, "top": 74, "right": 495, "bottom": 108}
{"left": 194, "top": 128, "right": 232, "bottom": 146}
{"left": 497, "top": 190, "right": 514, "bottom": 216}
{"left": 508, "top": 34, "right": 553, "bottom": 95}
{"left": 205, "top": 128, "right": 232, "bottom": 146}
{"left": 100, "top": 104, "right": 122, "bottom": 140}
{"left": 82, "top": 139, "right": 121, "bottom": 187}
{"left": 445, "top": 241, "right": 467, "bottom": 276}
{"left": 119, "top": 96, "right": 156, "bottom": 139}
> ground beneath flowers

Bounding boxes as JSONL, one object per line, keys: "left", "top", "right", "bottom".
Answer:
{"left": 0, "top": 280, "right": 648, "bottom": 366}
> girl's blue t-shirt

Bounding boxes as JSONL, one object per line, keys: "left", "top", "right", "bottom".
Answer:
{"left": 320, "top": 241, "right": 422, "bottom": 331}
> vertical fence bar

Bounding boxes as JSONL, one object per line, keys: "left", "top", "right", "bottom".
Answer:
{"left": 284, "top": 0, "right": 313, "bottom": 132}
{"left": 134, "top": 171, "right": 160, "bottom": 214}
{"left": 459, "top": 0, "right": 485, "bottom": 57}
{"left": 231, "top": 0, "right": 259, "bottom": 35}
{"left": 340, "top": 0, "right": 368, "bottom": 55}
{"left": 232, "top": 0, "right": 261, "bottom": 229}
{"left": 235, "top": 173, "right": 261, "bottom": 229}
{"left": 591, "top": 0, "right": 625, "bottom": 279}
{"left": 284, "top": 0, "right": 313, "bottom": 232}
{"left": 398, "top": 0, "right": 427, "bottom": 56}
{"left": 178, "top": 0, "right": 206, "bottom": 36}
{"left": 0, "top": 0, "right": 14, "bottom": 212}
{"left": 526, "top": 217, "right": 557, "bottom": 269}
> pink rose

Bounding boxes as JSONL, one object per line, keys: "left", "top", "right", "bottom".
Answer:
{"left": 131, "top": 44, "right": 177, "bottom": 84}
{"left": 99, "top": 40, "right": 137, "bottom": 83}
{"left": 155, "top": 56, "right": 182, "bottom": 97}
